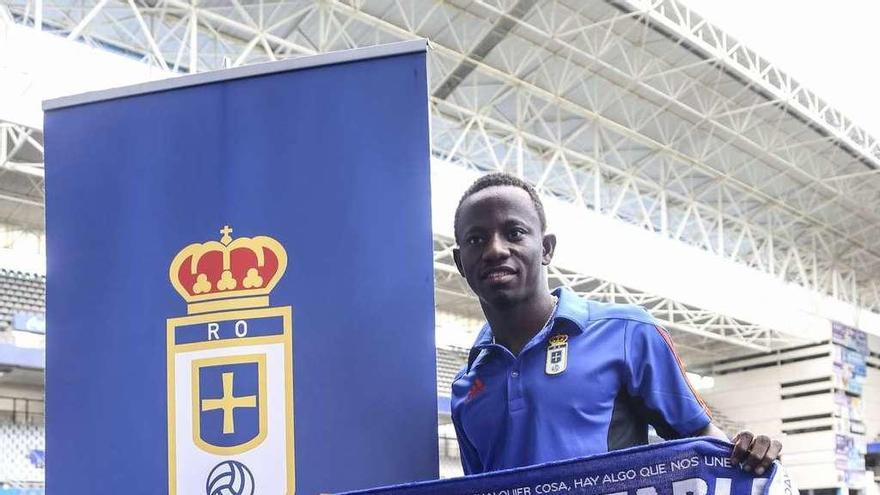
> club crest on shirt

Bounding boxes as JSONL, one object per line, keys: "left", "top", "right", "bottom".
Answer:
{"left": 545, "top": 334, "right": 568, "bottom": 375}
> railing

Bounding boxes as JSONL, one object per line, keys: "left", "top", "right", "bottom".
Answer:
{"left": 439, "top": 435, "right": 460, "bottom": 460}
{"left": 0, "top": 396, "right": 44, "bottom": 425}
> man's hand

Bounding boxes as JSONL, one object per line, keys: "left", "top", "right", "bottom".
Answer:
{"left": 730, "top": 431, "right": 782, "bottom": 475}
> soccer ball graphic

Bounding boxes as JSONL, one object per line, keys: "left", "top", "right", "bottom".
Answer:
{"left": 206, "top": 460, "right": 255, "bottom": 495}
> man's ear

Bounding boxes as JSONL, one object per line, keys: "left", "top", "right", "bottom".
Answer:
{"left": 453, "top": 247, "right": 465, "bottom": 277}
{"left": 542, "top": 233, "right": 556, "bottom": 265}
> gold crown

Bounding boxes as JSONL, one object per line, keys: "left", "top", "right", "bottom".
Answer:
{"left": 169, "top": 226, "right": 288, "bottom": 314}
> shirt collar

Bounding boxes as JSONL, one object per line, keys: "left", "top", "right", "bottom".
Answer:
{"left": 551, "top": 286, "right": 589, "bottom": 333}
{"left": 466, "top": 287, "right": 589, "bottom": 371}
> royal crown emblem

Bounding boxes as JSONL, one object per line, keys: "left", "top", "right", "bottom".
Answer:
{"left": 169, "top": 225, "right": 288, "bottom": 314}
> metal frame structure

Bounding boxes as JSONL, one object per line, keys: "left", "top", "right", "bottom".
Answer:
{"left": 3, "top": 0, "right": 879, "bottom": 357}
{"left": 0, "top": 122, "right": 43, "bottom": 242}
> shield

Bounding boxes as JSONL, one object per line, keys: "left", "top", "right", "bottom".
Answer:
{"left": 191, "top": 354, "right": 268, "bottom": 454}
{"left": 166, "top": 306, "right": 295, "bottom": 495}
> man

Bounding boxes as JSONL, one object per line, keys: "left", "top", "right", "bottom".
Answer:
{"left": 450, "top": 173, "right": 782, "bottom": 476}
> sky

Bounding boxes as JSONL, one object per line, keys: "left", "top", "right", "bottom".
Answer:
{"left": 0, "top": 22, "right": 172, "bottom": 130}
{"left": 682, "top": 0, "right": 880, "bottom": 140}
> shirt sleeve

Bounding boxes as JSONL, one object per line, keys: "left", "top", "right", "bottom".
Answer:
{"left": 452, "top": 411, "right": 483, "bottom": 475}
{"left": 624, "top": 320, "right": 712, "bottom": 438}
{"left": 450, "top": 370, "right": 483, "bottom": 475}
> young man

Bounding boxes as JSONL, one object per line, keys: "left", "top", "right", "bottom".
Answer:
{"left": 450, "top": 173, "right": 782, "bottom": 476}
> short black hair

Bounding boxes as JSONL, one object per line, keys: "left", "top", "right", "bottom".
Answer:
{"left": 453, "top": 172, "right": 547, "bottom": 242}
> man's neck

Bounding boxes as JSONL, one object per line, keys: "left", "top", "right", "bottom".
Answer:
{"left": 482, "top": 291, "right": 556, "bottom": 356}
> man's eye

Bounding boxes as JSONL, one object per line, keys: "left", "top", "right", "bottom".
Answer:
{"left": 509, "top": 229, "right": 526, "bottom": 240}
{"left": 465, "top": 236, "right": 483, "bottom": 246}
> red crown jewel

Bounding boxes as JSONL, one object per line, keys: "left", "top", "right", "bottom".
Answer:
{"left": 169, "top": 226, "right": 288, "bottom": 313}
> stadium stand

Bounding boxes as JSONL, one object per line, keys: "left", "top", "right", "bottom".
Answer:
{"left": 0, "top": 422, "right": 44, "bottom": 487}
{"left": 435, "top": 346, "right": 468, "bottom": 398}
{"left": 0, "top": 269, "right": 45, "bottom": 344}
{"left": 0, "top": 269, "right": 45, "bottom": 493}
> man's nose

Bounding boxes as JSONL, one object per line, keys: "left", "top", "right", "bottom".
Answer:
{"left": 482, "top": 233, "right": 511, "bottom": 260}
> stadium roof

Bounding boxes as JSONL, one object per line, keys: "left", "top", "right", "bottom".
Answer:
{"left": 2, "top": 0, "right": 879, "bottom": 361}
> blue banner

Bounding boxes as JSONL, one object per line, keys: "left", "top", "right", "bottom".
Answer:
{"left": 342, "top": 439, "right": 796, "bottom": 495}
{"left": 44, "top": 41, "right": 435, "bottom": 494}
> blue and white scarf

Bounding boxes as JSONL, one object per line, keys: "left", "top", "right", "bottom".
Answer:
{"left": 340, "top": 438, "right": 795, "bottom": 495}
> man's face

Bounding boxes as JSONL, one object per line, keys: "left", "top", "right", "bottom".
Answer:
{"left": 453, "top": 186, "right": 555, "bottom": 308}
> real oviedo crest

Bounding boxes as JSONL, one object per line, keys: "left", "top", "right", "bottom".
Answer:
{"left": 166, "top": 226, "right": 294, "bottom": 495}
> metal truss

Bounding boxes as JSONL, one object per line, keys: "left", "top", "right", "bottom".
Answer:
{"left": 433, "top": 235, "right": 795, "bottom": 363}
{"left": 0, "top": 123, "right": 43, "bottom": 199}
{"left": 0, "top": 122, "right": 44, "bottom": 243}
{"left": 5, "top": 0, "right": 880, "bottom": 317}
{"left": 630, "top": 0, "right": 880, "bottom": 171}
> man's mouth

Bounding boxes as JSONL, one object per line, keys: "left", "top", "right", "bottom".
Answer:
{"left": 482, "top": 267, "right": 517, "bottom": 284}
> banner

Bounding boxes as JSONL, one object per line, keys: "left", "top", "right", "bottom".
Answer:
{"left": 830, "top": 321, "right": 868, "bottom": 487}
{"left": 342, "top": 438, "right": 796, "bottom": 495}
{"left": 44, "top": 40, "right": 435, "bottom": 495}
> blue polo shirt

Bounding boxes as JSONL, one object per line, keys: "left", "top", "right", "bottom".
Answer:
{"left": 450, "top": 287, "right": 712, "bottom": 475}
